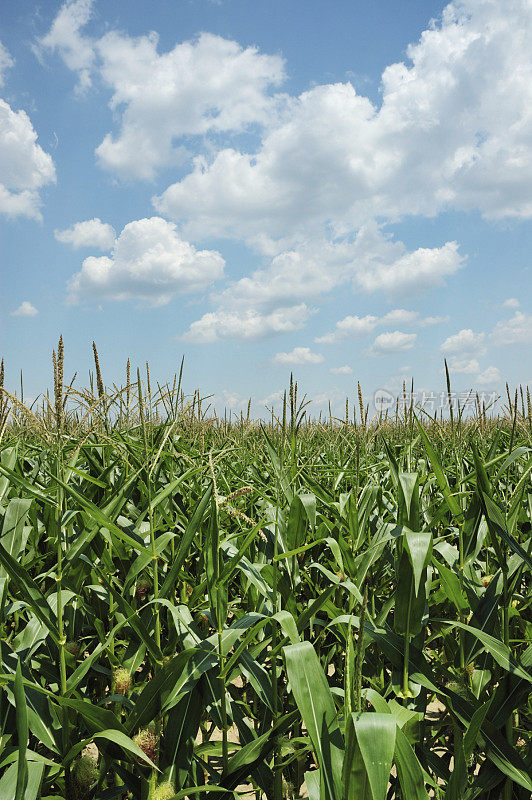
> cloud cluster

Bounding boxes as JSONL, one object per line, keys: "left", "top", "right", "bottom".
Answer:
{"left": 39, "top": 2, "right": 285, "bottom": 179}
{"left": 182, "top": 226, "right": 461, "bottom": 342}
{"left": 95, "top": 32, "right": 285, "bottom": 180}
{"left": 476, "top": 366, "right": 501, "bottom": 385}
{"left": 0, "top": 40, "right": 54, "bottom": 221}
{"left": 67, "top": 217, "right": 224, "bottom": 305}
{"left": 317, "top": 308, "right": 447, "bottom": 345}
{"left": 215, "top": 226, "right": 463, "bottom": 309}
{"left": 36, "top": 0, "right": 532, "bottom": 374}
{"left": 156, "top": 0, "right": 532, "bottom": 238}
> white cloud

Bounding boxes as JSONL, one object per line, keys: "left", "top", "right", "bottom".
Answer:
{"left": 370, "top": 331, "right": 417, "bottom": 356}
{"left": 11, "top": 301, "right": 38, "bottom": 317}
{"left": 316, "top": 315, "right": 378, "bottom": 344}
{"left": 259, "top": 389, "right": 284, "bottom": 409}
{"left": 371, "top": 331, "right": 417, "bottom": 355}
{"left": 40, "top": 5, "right": 285, "bottom": 179}
{"left": 156, "top": 0, "right": 532, "bottom": 237}
{"left": 95, "top": 32, "right": 285, "bottom": 179}
{"left": 330, "top": 365, "right": 353, "bottom": 375}
{"left": 38, "top": 0, "right": 95, "bottom": 92}
{"left": 219, "top": 390, "right": 250, "bottom": 412}
{"left": 440, "top": 328, "right": 486, "bottom": 355}
{"left": 181, "top": 224, "right": 460, "bottom": 344}
{"left": 182, "top": 304, "right": 311, "bottom": 343}
{"left": 318, "top": 307, "right": 449, "bottom": 344}
{"left": 502, "top": 297, "right": 520, "bottom": 308}
{"left": 66, "top": 217, "right": 224, "bottom": 305}
{"left": 491, "top": 311, "right": 532, "bottom": 344}
{"left": 446, "top": 356, "right": 481, "bottom": 374}
{"left": 382, "top": 309, "right": 449, "bottom": 326}
{"left": 421, "top": 315, "right": 450, "bottom": 326}
{"left": 211, "top": 225, "right": 463, "bottom": 318}
{"left": 37, "top": 0, "right": 532, "bottom": 352}
{"left": 0, "top": 42, "right": 13, "bottom": 85}
{"left": 355, "top": 242, "right": 463, "bottom": 294}
{"left": 55, "top": 218, "right": 116, "bottom": 250}
{"left": 381, "top": 309, "right": 419, "bottom": 326}
{"left": 310, "top": 387, "right": 346, "bottom": 411}
{"left": 0, "top": 99, "right": 56, "bottom": 219}
{"left": 272, "top": 347, "right": 324, "bottom": 365}
{"left": 476, "top": 365, "right": 501, "bottom": 385}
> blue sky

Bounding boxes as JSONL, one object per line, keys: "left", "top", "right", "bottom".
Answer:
{"left": 1, "top": 0, "right": 531, "bottom": 417}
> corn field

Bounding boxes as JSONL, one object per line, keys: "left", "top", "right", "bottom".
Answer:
{"left": 0, "top": 342, "right": 531, "bottom": 800}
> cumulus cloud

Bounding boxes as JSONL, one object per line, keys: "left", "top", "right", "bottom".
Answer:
{"left": 330, "top": 365, "right": 353, "bottom": 375}
{"left": 381, "top": 309, "right": 419, "bottom": 326}
{"left": 55, "top": 218, "right": 116, "bottom": 250}
{"left": 11, "top": 301, "right": 38, "bottom": 317}
{"left": 422, "top": 315, "right": 450, "bottom": 326}
{"left": 0, "top": 99, "right": 56, "bottom": 219}
{"left": 272, "top": 347, "right": 324, "bottom": 365}
{"left": 39, "top": 4, "right": 285, "bottom": 179}
{"left": 440, "top": 328, "right": 486, "bottom": 355}
{"left": 476, "top": 365, "right": 501, "bottom": 385}
{"left": 182, "top": 304, "right": 311, "bottom": 343}
{"left": 38, "top": 0, "right": 96, "bottom": 92}
{"left": 491, "top": 311, "right": 532, "bottom": 344}
{"left": 446, "top": 356, "right": 481, "bottom": 374}
{"left": 370, "top": 331, "right": 417, "bottom": 355}
{"left": 380, "top": 310, "right": 449, "bottom": 327}
{"left": 502, "top": 297, "right": 520, "bottom": 309}
{"left": 316, "top": 315, "right": 378, "bottom": 344}
{"left": 66, "top": 216, "right": 224, "bottom": 305}
{"left": 95, "top": 33, "right": 285, "bottom": 179}
{"left": 356, "top": 243, "right": 464, "bottom": 294}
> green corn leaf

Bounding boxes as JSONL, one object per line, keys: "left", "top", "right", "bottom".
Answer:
{"left": 435, "top": 559, "right": 469, "bottom": 613}
{"left": 0, "top": 544, "right": 59, "bottom": 641}
{"left": 284, "top": 641, "right": 344, "bottom": 800}
{"left": 416, "top": 420, "right": 462, "bottom": 520}
{"left": 351, "top": 712, "right": 396, "bottom": 800}
{"left": 394, "top": 724, "right": 429, "bottom": 800}
{"left": 14, "top": 661, "right": 28, "bottom": 800}
{"left": 160, "top": 483, "right": 212, "bottom": 600}
{"left": 481, "top": 491, "right": 532, "bottom": 570}
{"left": 403, "top": 529, "right": 432, "bottom": 595}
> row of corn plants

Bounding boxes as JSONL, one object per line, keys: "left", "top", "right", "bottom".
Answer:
{"left": 0, "top": 345, "right": 530, "bottom": 799}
